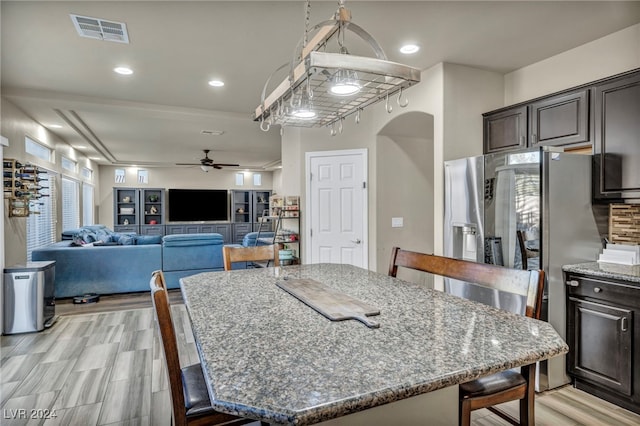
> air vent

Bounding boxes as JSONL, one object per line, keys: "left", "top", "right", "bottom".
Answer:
{"left": 70, "top": 14, "right": 129, "bottom": 43}
{"left": 201, "top": 130, "right": 225, "bottom": 136}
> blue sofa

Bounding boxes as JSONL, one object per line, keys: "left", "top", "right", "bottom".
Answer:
{"left": 32, "top": 228, "right": 234, "bottom": 298}
{"left": 32, "top": 241, "right": 163, "bottom": 298}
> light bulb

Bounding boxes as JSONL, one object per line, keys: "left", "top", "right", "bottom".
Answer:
{"left": 291, "top": 109, "right": 317, "bottom": 119}
{"left": 330, "top": 69, "right": 361, "bottom": 96}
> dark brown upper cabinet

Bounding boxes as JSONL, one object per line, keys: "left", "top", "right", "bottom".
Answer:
{"left": 483, "top": 106, "right": 528, "bottom": 153}
{"left": 593, "top": 70, "right": 640, "bottom": 199}
{"left": 484, "top": 90, "right": 591, "bottom": 154}
{"left": 529, "top": 89, "right": 589, "bottom": 147}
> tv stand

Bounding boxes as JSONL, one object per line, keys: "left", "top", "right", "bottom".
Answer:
{"left": 165, "top": 223, "right": 232, "bottom": 242}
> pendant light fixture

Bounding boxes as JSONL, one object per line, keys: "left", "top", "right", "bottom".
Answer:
{"left": 254, "top": 0, "right": 421, "bottom": 135}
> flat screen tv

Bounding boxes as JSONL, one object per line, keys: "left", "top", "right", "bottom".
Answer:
{"left": 168, "top": 189, "right": 229, "bottom": 222}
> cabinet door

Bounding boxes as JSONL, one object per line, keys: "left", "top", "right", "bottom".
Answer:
{"left": 253, "top": 190, "right": 271, "bottom": 222}
{"left": 594, "top": 71, "right": 640, "bottom": 194}
{"left": 483, "top": 106, "right": 528, "bottom": 153}
{"left": 211, "top": 224, "right": 231, "bottom": 243}
{"left": 165, "top": 225, "right": 185, "bottom": 234}
{"left": 568, "top": 297, "right": 632, "bottom": 395}
{"left": 232, "top": 223, "right": 252, "bottom": 243}
{"left": 232, "top": 190, "right": 251, "bottom": 223}
{"left": 530, "top": 89, "right": 589, "bottom": 147}
{"left": 114, "top": 187, "right": 139, "bottom": 227}
{"left": 140, "top": 188, "right": 164, "bottom": 225}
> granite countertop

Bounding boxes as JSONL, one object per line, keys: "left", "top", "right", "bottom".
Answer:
{"left": 180, "top": 263, "right": 568, "bottom": 425}
{"left": 563, "top": 262, "right": 640, "bottom": 284}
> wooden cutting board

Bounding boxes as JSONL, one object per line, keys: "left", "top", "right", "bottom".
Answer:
{"left": 276, "top": 278, "right": 380, "bottom": 328}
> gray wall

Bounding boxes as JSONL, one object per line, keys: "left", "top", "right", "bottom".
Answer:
{"left": 1, "top": 98, "right": 100, "bottom": 266}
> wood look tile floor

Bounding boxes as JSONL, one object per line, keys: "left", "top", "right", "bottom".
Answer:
{"left": 2, "top": 291, "right": 640, "bottom": 425}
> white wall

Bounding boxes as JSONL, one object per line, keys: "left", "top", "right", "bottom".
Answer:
{"left": 505, "top": 23, "right": 640, "bottom": 104}
{"left": 97, "top": 165, "right": 273, "bottom": 227}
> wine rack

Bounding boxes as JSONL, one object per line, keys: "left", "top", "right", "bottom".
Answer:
{"left": 3, "top": 158, "right": 48, "bottom": 217}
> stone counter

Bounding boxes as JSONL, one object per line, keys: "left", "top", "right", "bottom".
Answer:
{"left": 563, "top": 261, "right": 640, "bottom": 285}
{"left": 181, "top": 263, "right": 568, "bottom": 425}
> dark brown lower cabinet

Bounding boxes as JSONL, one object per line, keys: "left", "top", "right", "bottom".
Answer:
{"left": 566, "top": 273, "right": 640, "bottom": 414}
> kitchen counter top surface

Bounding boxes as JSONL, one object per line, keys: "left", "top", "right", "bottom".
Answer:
{"left": 563, "top": 262, "right": 640, "bottom": 284}
{"left": 181, "top": 263, "right": 567, "bottom": 425}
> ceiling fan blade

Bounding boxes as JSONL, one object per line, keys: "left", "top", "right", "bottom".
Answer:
{"left": 212, "top": 163, "right": 240, "bottom": 167}
{"left": 175, "top": 163, "right": 202, "bottom": 166}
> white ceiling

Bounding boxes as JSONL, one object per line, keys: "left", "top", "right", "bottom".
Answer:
{"left": 2, "top": 1, "right": 639, "bottom": 169}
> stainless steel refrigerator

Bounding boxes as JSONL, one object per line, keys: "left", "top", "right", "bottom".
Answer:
{"left": 444, "top": 147, "right": 603, "bottom": 391}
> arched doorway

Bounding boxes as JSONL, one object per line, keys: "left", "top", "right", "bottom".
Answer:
{"left": 376, "top": 111, "right": 435, "bottom": 284}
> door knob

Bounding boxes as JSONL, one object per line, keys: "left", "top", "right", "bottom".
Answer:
{"left": 351, "top": 239, "right": 361, "bottom": 244}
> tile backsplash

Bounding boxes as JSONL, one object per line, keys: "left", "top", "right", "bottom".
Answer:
{"left": 609, "top": 204, "right": 640, "bottom": 244}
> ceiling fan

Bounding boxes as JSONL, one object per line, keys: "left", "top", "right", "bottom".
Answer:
{"left": 176, "top": 149, "right": 239, "bottom": 172}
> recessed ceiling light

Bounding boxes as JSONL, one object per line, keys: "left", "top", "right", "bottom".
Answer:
{"left": 48, "top": 124, "right": 63, "bottom": 129}
{"left": 208, "top": 80, "right": 224, "bottom": 87}
{"left": 400, "top": 44, "right": 420, "bottom": 55}
{"left": 114, "top": 66, "right": 133, "bottom": 75}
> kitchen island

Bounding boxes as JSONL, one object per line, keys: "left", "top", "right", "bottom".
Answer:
{"left": 180, "top": 263, "right": 568, "bottom": 425}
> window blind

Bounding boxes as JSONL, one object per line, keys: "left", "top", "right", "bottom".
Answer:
{"left": 82, "top": 183, "right": 94, "bottom": 225}
{"left": 26, "top": 171, "right": 56, "bottom": 260}
{"left": 62, "top": 177, "right": 80, "bottom": 231}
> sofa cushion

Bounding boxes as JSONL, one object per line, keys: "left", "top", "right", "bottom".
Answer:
{"left": 134, "top": 235, "right": 162, "bottom": 245}
{"left": 163, "top": 233, "right": 224, "bottom": 247}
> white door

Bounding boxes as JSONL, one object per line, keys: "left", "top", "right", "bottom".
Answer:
{"left": 306, "top": 149, "right": 368, "bottom": 268}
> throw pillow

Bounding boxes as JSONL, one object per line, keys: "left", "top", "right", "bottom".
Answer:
{"left": 72, "top": 228, "right": 97, "bottom": 245}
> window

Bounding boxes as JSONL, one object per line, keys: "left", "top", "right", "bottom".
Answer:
{"left": 235, "top": 173, "right": 244, "bottom": 186}
{"left": 253, "top": 173, "right": 262, "bottom": 186}
{"left": 26, "top": 171, "right": 56, "bottom": 260}
{"left": 81, "top": 167, "right": 93, "bottom": 180}
{"left": 82, "top": 184, "right": 95, "bottom": 225}
{"left": 61, "top": 156, "right": 77, "bottom": 173}
{"left": 25, "top": 136, "right": 52, "bottom": 162}
{"left": 62, "top": 177, "right": 80, "bottom": 231}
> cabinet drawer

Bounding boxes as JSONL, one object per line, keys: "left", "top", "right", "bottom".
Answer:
{"left": 140, "top": 225, "right": 165, "bottom": 236}
{"left": 566, "top": 275, "right": 640, "bottom": 306}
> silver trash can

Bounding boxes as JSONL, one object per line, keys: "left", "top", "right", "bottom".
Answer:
{"left": 3, "top": 260, "right": 55, "bottom": 334}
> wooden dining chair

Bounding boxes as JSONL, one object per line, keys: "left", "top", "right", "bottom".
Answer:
{"left": 150, "top": 270, "right": 255, "bottom": 426}
{"left": 222, "top": 244, "right": 280, "bottom": 271}
{"left": 516, "top": 230, "right": 539, "bottom": 270}
{"left": 388, "top": 247, "right": 545, "bottom": 426}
